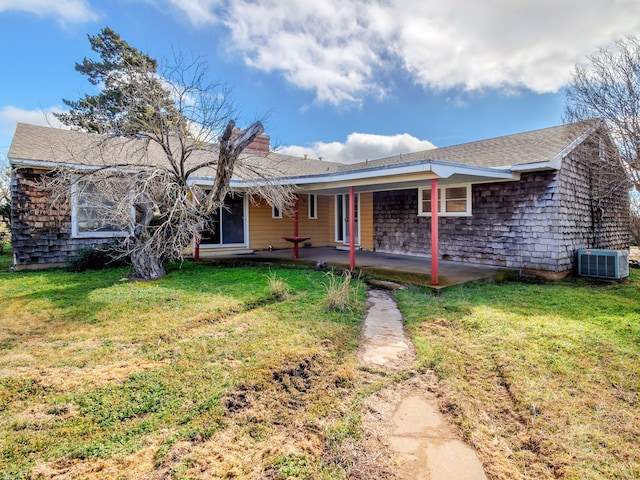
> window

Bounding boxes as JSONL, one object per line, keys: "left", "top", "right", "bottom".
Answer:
{"left": 418, "top": 184, "right": 471, "bottom": 216}
{"left": 71, "top": 180, "right": 128, "bottom": 238}
{"left": 308, "top": 194, "right": 317, "bottom": 219}
{"left": 200, "top": 193, "right": 245, "bottom": 245}
{"left": 272, "top": 206, "right": 282, "bottom": 218}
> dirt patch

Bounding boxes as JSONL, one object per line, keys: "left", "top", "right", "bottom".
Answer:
{"left": 1, "top": 358, "right": 170, "bottom": 392}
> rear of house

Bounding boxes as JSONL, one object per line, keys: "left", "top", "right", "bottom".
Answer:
{"left": 8, "top": 121, "right": 629, "bottom": 277}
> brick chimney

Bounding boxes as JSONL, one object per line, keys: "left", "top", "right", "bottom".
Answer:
{"left": 245, "top": 134, "right": 270, "bottom": 153}
{"left": 231, "top": 128, "right": 270, "bottom": 153}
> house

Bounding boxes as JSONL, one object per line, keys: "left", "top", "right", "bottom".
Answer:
{"left": 8, "top": 120, "right": 629, "bottom": 279}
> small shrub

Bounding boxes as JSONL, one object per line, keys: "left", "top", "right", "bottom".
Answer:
{"left": 268, "top": 273, "right": 291, "bottom": 301}
{"left": 67, "top": 244, "right": 127, "bottom": 272}
{"left": 323, "top": 270, "right": 361, "bottom": 312}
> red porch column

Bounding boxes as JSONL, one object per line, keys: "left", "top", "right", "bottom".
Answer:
{"left": 194, "top": 235, "right": 200, "bottom": 262}
{"left": 293, "top": 195, "right": 300, "bottom": 259}
{"left": 349, "top": 186, "right": 356, "bottom": 270}
{"left": 431, "top": 178, "right": 439, "bottom": 285}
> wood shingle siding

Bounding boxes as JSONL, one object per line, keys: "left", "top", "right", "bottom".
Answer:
{"left": 372, "top": 137, "right": 629, "bottom": 276}
{"left": 11, "top": 168, "right": 115, "bottom": 270}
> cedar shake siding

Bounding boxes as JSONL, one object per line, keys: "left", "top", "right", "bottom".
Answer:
{"left": 11, "top": 168, "right": 115, "bottom": 269}
{"left": 557, "top": 143, "right": 629, "bottom": 259}
{"left": 373, "top": 145, "right": 629, "bottom": 274}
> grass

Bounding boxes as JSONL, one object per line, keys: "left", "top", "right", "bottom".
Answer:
{"left": 2, "top": 242, "right": 639, "bottom": 479}
{"left": 0, "top": 250, "right": 372, "bottom": 479}
{"left": 323, "top": 270, "right": 363, "bottom": 312}
{"left": 397, "top": 273, "right": 640, "bottom": 480}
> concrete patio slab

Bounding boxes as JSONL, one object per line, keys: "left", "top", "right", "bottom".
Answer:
{"left": 202, "top": 246, "right": 516, "bottom": 288}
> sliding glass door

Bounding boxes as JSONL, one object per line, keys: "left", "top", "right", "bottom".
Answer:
{"left": 335, "top": 193, "right": 359, "bottom": 245}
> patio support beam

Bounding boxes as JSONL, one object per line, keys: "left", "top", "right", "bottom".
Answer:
{"left": 349, "top": 186, "right": 356, "bottom": 270}
{"left": 293, "top": 195, "right": 300, "bottom": 259}
{"left": 431, "top": 178, "right": 439, "bottom": 285}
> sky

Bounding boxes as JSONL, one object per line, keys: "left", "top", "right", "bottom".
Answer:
{"left": 1, "top": 0, "right": 640, "bottom": 164}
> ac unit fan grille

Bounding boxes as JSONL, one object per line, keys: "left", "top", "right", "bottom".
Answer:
{"left": 577, "top": 249, "right": 629, "bottom": 279}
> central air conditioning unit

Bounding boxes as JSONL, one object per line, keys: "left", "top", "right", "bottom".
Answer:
{"left": 577, "top": 249, "right": 629, "bottom": 279}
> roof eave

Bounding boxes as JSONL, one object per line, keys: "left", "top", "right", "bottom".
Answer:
{"left": 510, "top": 156, "right": 562, "bottom": 172}
{"left": 512, "top": 120, "right": 603, "bottom": 173}
{"left": 228, "top": 159, "right": 517, "bottom": 190}
{"left": 9, "top": 157, "right": 97, "bottom": 171}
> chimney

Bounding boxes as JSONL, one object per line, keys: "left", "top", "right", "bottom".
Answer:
{"left": 230, "top": 128, "right": 270, "bottom": 153}
{"left": 245, "top": 134, "right": 270, "bottom": 153}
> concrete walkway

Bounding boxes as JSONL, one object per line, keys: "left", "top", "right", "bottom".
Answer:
{"left": 361, "top": 289, "right": 488, "bottom": 480}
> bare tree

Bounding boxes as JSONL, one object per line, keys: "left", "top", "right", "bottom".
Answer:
{"left": 565, "top": 36, "right": 640, "bottom": 191}
{"left": 631, "top": 197, "right": 640, "bottom": 246}
{"left": 52, "top": 28, "right": 293, "bottom": 280}
{"left": 0, "top": 156, "right": 10, "bottom": 252}
{"left": 564, "top": 37, "right": 639, "bottom": 246}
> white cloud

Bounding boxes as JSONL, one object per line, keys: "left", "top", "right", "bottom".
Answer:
{"left": 165, "top": 0, "right": 220, "bottom": 26}
{"left": 0, "top": 0, "right": 99, "bottom": 24}
{"left": 282, "top": 132, "right": 436, "bottom": 164}
{"left": 0, "top": 106, "right": 66, "bottom": 137}
{"left": 161, "top": 0, "right": 640, "bottom": 105}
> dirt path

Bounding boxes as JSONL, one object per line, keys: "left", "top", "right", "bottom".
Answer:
{"left": 360, "top": 288, "right": 488, "bottom": 480}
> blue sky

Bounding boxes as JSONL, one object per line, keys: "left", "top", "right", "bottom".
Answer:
{"left": 2, "top": 0, "right": 640, "bottom": 164}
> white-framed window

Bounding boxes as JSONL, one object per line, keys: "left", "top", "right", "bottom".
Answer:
{"left": 418, "top": 184, "right": 472, "bottom": 217}
{"left": 272, "top": 206, "right": 282, "bottom": 218}
{"left": 308, "top": 194, "right": 317, "bottom": 219}
{"left": 71, "top": 179, "right": 128, "bottom": 238}
{"left": 200, "top": 192, "right": 246, "bottom": 246}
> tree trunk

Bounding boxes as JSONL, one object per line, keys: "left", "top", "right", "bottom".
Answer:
{"left": 130, "top": 249, "right": 166, "bottom": 281}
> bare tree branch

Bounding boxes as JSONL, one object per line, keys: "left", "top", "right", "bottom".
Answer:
{"left": 49, "top": 28, "right": 293, "bottom": 280}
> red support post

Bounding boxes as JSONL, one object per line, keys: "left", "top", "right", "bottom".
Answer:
{"left": 194, "top": 235, "right": 200, "bottom": 263}
{"left": 431, "top": 178, "right": 439, "bottom": 285}
{"left": 349, "top": 186, "right": 356, "bottom": 271}
{"left": 293, "top": 195, "right": 300, "bottom": 259}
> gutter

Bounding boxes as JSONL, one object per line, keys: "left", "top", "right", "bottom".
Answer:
{"left": 214, "top": 159, "right": 518, "bottom": 189}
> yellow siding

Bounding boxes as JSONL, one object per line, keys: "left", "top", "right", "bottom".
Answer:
{"left": 248, "top": 194, "right": 334, "bottom": 250}
{"left": 359, "top": 192, "right": 374, "bottom": 250}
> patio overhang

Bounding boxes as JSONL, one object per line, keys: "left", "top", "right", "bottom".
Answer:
{"left": 222, "top": 158, "right": 520, "bottom": 194}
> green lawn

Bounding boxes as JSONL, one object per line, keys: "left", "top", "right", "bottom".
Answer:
{"left": 0, "top": 251, "right": 368, "bottom": 479}
{"left": 1, "top": 246, "right": 639, "bottom": 479}
{"left": 398, "top": 272, "right": 640, "bottom": 480}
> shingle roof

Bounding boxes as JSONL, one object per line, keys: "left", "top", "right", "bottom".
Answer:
{"left": 9, "top": 120, "right": 599, "bottom": 181}
{"left": 339, "top": 120, "right": 599, "bottom": 172}
{"left": 8, "top": 123, "right": 344, "bottom": 179}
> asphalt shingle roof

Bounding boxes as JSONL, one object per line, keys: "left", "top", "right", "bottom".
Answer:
{"left": 8, "top": 123, "right": 344, "bottom": 179}
{"left": 9, "top": 120, "right": 598, "bottom": 180}
{"left": 339, "top": 120, "right": 598, "bottom": 172}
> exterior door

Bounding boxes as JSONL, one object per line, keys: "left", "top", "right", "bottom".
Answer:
{"left": 200, "top": 193, "right": 246, "bottom": 246}
{"left": 336, "top": 193, "right": 360, "bottom": 245}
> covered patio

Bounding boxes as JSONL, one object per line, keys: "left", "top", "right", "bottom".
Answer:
{"left": 209, "top": 246, "right": 517, "bottom": 289}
